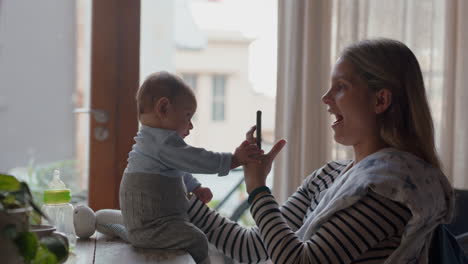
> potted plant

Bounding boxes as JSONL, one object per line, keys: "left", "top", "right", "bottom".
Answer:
{"left": 0, "top": 173, "right": 69, "bottom": 263}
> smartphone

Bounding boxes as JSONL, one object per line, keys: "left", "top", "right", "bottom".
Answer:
{"left": 256, "top": 110, "right": 262, "bottom": 149}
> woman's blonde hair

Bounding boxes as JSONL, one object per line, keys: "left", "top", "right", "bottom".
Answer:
{"left": 341, "top": 38, "right": 441, "bottom": 168}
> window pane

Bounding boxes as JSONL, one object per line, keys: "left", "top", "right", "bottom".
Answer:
{"left": 212, "top": 75, "right": 226, "bottom": 121}
{"left": 0, "top": 0, "right": 92, "bottom": 206}
{"left": 212, "top": 102, "right": 218, "bottom": 121}
{"left": 212, "top": 101, "right": 225, "bottom": 121}
{"left": 212, "top": 75, "right": 226, "bottom": 97}
{"left": 140, "top": 0, "right": 277, "bottom": 224}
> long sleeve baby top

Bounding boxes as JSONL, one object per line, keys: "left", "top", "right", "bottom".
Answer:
{"left": 125, "top": 125, "right": 232, "bottom": 192}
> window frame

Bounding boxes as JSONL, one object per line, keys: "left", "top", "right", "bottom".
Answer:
{"left": 88, "top": 0, "right": 140, "bottom": 210}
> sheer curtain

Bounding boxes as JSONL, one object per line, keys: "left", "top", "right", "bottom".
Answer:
{"left": 439, "top": 0, "right": 468, "bottom": 189}
{"left": 273, "top": 0, "right": 333, "bottom": 204}
{"left": 274, "top": 0, "right": 467, "bottom": 202}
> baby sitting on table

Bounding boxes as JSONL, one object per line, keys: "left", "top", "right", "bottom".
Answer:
{"left": 102, "top": 71, "right": 262, "bottom": 264}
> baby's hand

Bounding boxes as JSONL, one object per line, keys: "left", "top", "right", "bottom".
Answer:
{"left": 193, "top": 186, "right": 213, "bottom": 204}
{"left": 231, "top": 140, "right": 264, "bottom": 169}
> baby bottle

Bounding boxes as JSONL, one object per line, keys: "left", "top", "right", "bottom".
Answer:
{"left": 42, "top": 169, "right": 77, "bottom": 248}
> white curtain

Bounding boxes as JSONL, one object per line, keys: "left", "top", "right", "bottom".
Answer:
{"left": 439, "top": 0, "right": 468, "bottom": 189}
{"left": 273, "top": 0, "right": 333, "bottom": 204}
{"left": 274, "top": 0, "right": 468, "bottom": 202}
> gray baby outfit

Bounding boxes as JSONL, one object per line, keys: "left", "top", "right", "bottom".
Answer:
{"left": 120, "top": 125, "right": 232, "bottom": 263}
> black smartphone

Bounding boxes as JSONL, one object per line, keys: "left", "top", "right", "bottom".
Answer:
{"left": 256, "top": 110, "right": 262, "bottom": 149}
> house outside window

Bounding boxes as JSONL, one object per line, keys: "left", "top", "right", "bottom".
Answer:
{"left": 181, "top": 73, "right": 198, "bottom": 120}
{"left": 212, "top": 74, "right": 226, "bottom": 121}
{"left": 181, "top": 73, "right": 198, "bottom": 91}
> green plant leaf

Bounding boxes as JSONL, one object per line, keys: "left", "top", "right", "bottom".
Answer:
{"left": 0, "top": 194, "right": 23, "bottom": 210}
{"left": 20, "top": 182, "right": 48, "bottom": 220}
{"left": 29, "top": 210, "right": 42, "bottom": 225}
{"left": 2, "top": 193, "right": 20, "bottom": 208}
{"left": 32, "top": 244, "right": 58, "bottom": 264}
{"left": 0, "top": 174, "right": 21, "bottom": 191}
{"left": 40, "top": 236, "right": 68, "bottom": 263}
{"left": 14, "top": 231, "right": 39, "bottom": 262}
{"left": 28, "top": 197, "right": 48, "bottom": 220}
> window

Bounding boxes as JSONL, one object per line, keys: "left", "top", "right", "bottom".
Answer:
{"left": 141, "top": 0, "right": 277, "bottom": 225}
{"left": 0, "top": 1, "right": 93, "bottom": 207}
{"left": 212, "top": 75, "right": 226, "bottom": 121}
{"left": 182, "top": 73, "right": 198, "bottom": 91}
{"left": 1, "top": 0, "right": 139, "bottom": 211}
{"left": 182, "top": 73, "right": 198, "bottom": 120}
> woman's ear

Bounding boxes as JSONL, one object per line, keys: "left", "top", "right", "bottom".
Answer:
{"left": 374, "top": 89, "right": 392, "bottom": 114}
{"left": 154, "top": 97, "right": 170, "bottom": 118}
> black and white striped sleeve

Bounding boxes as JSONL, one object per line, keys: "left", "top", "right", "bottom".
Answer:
{"left": 250, "top": 191, "right": 411, "bottom": 264}
{"left": 188, "top": 197, "right": 269, "bottom": 263}
{"left": 186, "top": 170, "right": 325, "bottom": 263}
{"left": 186, "top": 165, "right": 344, "bottom": 263}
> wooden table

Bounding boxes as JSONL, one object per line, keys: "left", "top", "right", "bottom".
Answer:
{"left": 65, "top": 233, "right": 196, "bottom": 264}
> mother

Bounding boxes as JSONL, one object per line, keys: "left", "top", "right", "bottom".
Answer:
{"left": 186, "top": 38, "right": 453, "bottom": 263}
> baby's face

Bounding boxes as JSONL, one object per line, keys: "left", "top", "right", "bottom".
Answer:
{"left": 167, "top": 95, "right": 197, "bottom": 138}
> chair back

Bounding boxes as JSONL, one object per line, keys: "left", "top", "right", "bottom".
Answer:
{"left": 428, "top": 224, "right": 468, "bottom": 264}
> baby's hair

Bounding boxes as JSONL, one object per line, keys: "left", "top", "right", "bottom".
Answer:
{"left": 136, "top": 71, "right": 194, "bottom": 114}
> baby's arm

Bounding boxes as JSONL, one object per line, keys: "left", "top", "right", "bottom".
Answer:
{"left": 183, "top": 173, "right": 212, "bottom": 203}
{"left": 183, "top": 172, "right": 201, "bottom": 193}
{"left": 160, "top": 133, "right": 263, "bottom": 176}
{"left": 160, "top": 134, "right": 233, "bottom": 176}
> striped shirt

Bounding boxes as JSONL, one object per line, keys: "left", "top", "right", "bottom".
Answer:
{"left": 188, "top": 161, "right": 412, "bottom": 264}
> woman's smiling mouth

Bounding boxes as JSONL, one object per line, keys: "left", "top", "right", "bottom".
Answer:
{"left": 332, "top": 114, "right": 344, "bottom": 128}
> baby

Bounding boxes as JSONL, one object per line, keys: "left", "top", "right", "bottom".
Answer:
{"left": 119, "top": 71, "right": 262, "bottom": 264}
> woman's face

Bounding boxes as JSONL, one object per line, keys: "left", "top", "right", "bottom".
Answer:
{"left": 322, "top": 58, "right": 379, "bottom": 147}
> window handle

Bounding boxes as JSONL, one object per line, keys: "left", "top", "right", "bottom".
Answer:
{"left": 74, "top": 108, "right": 109, "bottom": 123}
{"left": 74, "top": 108, "right": 110, "bottom": 141}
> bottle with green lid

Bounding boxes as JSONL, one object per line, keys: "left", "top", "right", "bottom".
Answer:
{"left": 42, "top": 169, "right": 77, "bottom": 248}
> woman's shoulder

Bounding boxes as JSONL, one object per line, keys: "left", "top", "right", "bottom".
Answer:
{"left": 354, "top": 148, "right": 454, "bottom": 224}
{"left": 350, "top": 148, "right": 448, "bottom": 191}
{"left": 351, "top": 147, "right": 452, "bottom": 202}
{"left": 357, "top": 148, "right": 438, "bottom": 174}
